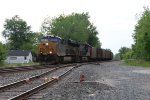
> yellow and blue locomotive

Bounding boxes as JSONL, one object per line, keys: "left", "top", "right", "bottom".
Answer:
{"left": 38, "top": 35, "right": 83, "bottom": 62}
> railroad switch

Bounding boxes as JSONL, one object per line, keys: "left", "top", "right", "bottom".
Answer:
{"left": 80, "top": 74, "right": 85, "bottom": 82}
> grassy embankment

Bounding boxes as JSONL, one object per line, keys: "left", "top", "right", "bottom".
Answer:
{"left": 125, "top": 59, "right": 150, "bottom": 67}
{"left": 0, "top": 62, "right": 39, "bottom": 68}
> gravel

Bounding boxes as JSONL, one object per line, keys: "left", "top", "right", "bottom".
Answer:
{"left": 0, "top": 67, "right": 73, "bottom": 100}
{"left": 1, "top": 61, "right": 150, "bottom": 100}
{"left": 0, "top": 68, "right": 53, "bottom": 86}
{"left": 38, "top": 61, "right": 150, "bottom": 100}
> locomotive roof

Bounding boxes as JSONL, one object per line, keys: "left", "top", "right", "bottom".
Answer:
{"left": 45, "top": 35, "right": 62, "bottom": 39}
{"left": 42, "top": 35, "right": 92, "bottom": 47}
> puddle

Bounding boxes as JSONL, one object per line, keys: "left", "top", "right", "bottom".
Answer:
{"left": 133, "top": 70, "right": 150, "bottom": 74}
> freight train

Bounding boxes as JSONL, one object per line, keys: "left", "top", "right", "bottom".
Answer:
{"left": 37, "top": 35, "right": 113, "bottom": 63}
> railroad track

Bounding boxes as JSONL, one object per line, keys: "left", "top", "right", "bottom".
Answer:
{"left": 0, "top": 62, "right": 64, "bottom": 73}
{"left": 0, "top": 63, "right": 81, "bottom": 100}
{"left": 0, "top": 60, "right": 106, "bottom": 73}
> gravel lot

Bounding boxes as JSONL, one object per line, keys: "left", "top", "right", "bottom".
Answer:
{"left": 39, "top": 61, "right": 150, "bottom": 100}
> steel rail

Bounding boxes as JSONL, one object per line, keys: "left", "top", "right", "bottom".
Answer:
{"left": 0, "top": 64, "right": 76, "bottom": 92}
{"left": 0, "top": 63, "right": 73, "bottom": 73}
{"left": 9, "top": 65, "right": 79, "bottom": 100}
{"left": 0, "top": 61, "right": 59, "bottom": 73}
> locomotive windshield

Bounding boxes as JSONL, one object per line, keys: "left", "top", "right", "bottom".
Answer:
{"left": 41, "top": 36, "right": 61, "bottom": 43}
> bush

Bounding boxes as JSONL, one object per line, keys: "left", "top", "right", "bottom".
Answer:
{"left": 0, "top": 42, "right": 7, "bottom": 63}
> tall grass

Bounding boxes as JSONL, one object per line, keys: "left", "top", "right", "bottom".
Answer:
{"left": 125, "top": 59, "right": 150, "bottom": 67}
{"left": 0, "top": 61, "right": 4, "bottom": 67}
{"left": 0, "top": 62, "right": 39, "bottom": 68}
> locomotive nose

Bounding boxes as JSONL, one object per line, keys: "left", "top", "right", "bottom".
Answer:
{"left": 39, "top": 42, "right": 57, "bottom": 55}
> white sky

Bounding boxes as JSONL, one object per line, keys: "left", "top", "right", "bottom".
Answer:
{"left": 0, "top": 0, "right": 149, "bottom": 54}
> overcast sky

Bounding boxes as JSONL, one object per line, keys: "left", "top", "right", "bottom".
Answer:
{"left": 0, "top": 0, "right": 149, "bottom": 53}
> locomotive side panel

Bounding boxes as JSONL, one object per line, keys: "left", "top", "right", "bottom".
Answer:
{"left": 57, "top": 43, "right": 66, "bottom": 56}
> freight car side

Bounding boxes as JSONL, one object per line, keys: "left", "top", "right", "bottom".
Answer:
{"left": 90, "top": 48, "right": 113, "bottom": 61}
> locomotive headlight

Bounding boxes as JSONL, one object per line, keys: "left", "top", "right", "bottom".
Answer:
{"left": 49, "top": 51, "right": 52, "bottom": 54}
{"left": 45, "top": 43, "right": 48, "bottom": 46}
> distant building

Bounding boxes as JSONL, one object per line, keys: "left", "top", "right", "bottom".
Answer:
{"left": 6, "top": 50, "right": 33, "bottom": 63}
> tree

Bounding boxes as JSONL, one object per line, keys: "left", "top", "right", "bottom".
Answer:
{"left": 31, "top": 32, "right": 44, "bottom": 54}
{"left": 114, "top": 53, "right": 121, "bottom": 60}
{"left": 0, "top": 42, "right": 7, "bottom": 64}
{"left": 143, "top": 32, "right": 150, "bottom": 60}
{"left": 41, "top": 13, "right": 101, "bottom": 47}
{"left": 123, "top": 49, "right": 134, "bottom": 59}
{"left": 133, "top": 7, "right": 150, "bottom": 60}
{"left": 2, "top": 15, "right": 35, "bottom": 50}
{"left": 118, "top": 47, "right": 130, "bottom": 60}
{"left": 87, "top": 24, "right": 101, "bottom": 47}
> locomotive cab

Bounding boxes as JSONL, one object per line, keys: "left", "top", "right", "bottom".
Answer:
{"left": 38, "top": 35, "right": 62, "bottom": 62}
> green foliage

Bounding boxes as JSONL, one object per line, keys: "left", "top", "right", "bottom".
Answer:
{"left": 41, "top": 13, "right": 101, "bottom": 47}
{"left": 35, "top": 32, "right": 44, "bottom": 43}
{"left": 114, "top": 53, "right": 121, "bottom": 60}
{"left": 122, "top": 49, "right": 134, "bottom": 59}
{"left": 133, "top": 7, "right": 150, "bottom": 60}
{"left": 31, "top": 32, "right": 44, "bottom": 54}
{"left": 118, "top": 47, "right": 131, "bottom": 60}
{"left": 125, "top": 59, "right": 150, "bottom": 67}
{"left": 0, "top": 62, "right": 39, "bottom": 68}
{"left": 2, "top": 15, "right": 35, "bottom": 50}
{"left": 1, "top": 15, "right": 42, "bottom": 55}
{"left": 0, "top": 42, "right": 7, "bottom": 64}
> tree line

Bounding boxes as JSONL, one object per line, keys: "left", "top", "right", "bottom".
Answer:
{"left": 0, "top": 13, "right": 101, "bottom": 63}
{"left": 115, "top": 7, "right": 150, "bottom": 61}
